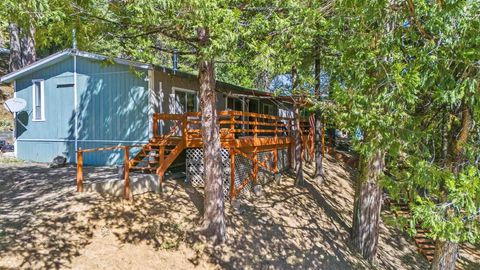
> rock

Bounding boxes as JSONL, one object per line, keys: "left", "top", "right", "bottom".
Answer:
{"left": 253, "top": 185, "right": 263, "bottom": 197}
{"left": 117, "top": 165, "right": 125, "bottom": 179}
{"left": 49, "top": 156, "right": 66, "bottom": 168}
{"left": 231, "top": 199, "right": 247, "bottom": 214}
{"left": 274, "top": 173, "right": 282, "bottom": 184}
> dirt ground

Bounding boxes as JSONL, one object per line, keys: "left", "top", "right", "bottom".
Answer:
{"left": 0, "top": 154, "right": 478, "bottom": 270}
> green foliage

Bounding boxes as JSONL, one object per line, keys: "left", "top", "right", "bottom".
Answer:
{"left": 316, "top": 0, "right": 480, "bottom": 245}
{"left": 1, "top": 0, "right": 479, "bottom": 248}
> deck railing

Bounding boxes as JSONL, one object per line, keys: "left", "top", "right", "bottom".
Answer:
{"left": 152, "top": 110, "right": 312, "bottom": 142}
{"left": 76, "top": 144, "right": 145, "bottom": 199}
{"left": 77, "top": 110, "right": 316, "bottom": 200}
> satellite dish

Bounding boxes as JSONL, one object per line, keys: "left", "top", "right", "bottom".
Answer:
{"left": 4, "top": 98, "right": 27, "bottom": 113}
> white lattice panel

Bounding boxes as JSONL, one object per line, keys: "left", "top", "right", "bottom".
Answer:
{"left": 186, "top": 147, "right": 291, "bottom": 198}
{"left": 186, "top": 148, "right": 230, "bottom": 197}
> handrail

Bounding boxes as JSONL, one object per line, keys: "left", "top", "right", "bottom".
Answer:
{"left": 153, "top": 110, "right": 294, "bottom": 121}
{"left": 76, "top": 144, "right": 144, "bottom": 153}
{"left": 152, "top": 110, "right": 297, "bottom": 141}
{"left": 76, "top": 144, "right": 136, "bottom": 199}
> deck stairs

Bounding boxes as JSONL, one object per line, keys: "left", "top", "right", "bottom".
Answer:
{"left": 391, "top": 201, "right": 435, "bottom": 262}
{"left": 129, "top": 137, "right": 184, "bottom": 173}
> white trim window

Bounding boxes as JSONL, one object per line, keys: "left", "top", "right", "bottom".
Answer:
{"left": 32, "top": 79, "right": 45, "bottom": 121}
{"left": 172, "top": 87, "right": 198, "bottom": 113}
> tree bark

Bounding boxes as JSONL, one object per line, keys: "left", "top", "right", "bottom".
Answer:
{"left": 313, "top": 57, "right": 324, "bottom": 182}
{"left": 314, "top": 113, "right": 324, "bottom": 182}
{"left": 8, "top": 23, "right": 22, "bottom": 72}
{"left": 8, "top": 22, "right": 36, "bottom": 72}
{"left": 431, "top": 240, "right": 459, "bottom": 270}
{"left": 351, "top": 149, "right": 385, "bottom": 263}
{"left": 291, "top": 65, "right": 303, "bottom": 185}
{"left": 197, "top": 27, "right": 225, "bottom": 244}
{"left": 20, "top": 24, "right": 36, "bottom": 67}
{"left": 294, "top": 105, "right": 304, "bottom": 185}
{"left": 432, "top": 103, "right": 471, "bottom": 269}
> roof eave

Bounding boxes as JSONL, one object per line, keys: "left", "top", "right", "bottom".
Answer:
{"left": 0, "top": 49, "right": 152, "bottom": 84}
{"left": 0, "top": 49, "right": 72, "bottom": 84}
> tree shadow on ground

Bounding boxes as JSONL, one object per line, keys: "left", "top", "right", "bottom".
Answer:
{"left": 0, "top": 164, "right": 101, "bottom": 269}
{"left": 458, "top": 244, "right": 480, "bottom": 270}
{"left": 0, "top": 155, "right": 461, "bottom": 270}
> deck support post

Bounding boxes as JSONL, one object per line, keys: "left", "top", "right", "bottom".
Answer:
{"left": 124, "top": 146, "right": 132, "bottom": 200}
{"left": 252, "top": 147, "right": 258, "bottom": 185}
{"left": 273, "top": 147, "right": 278, "bottom": 173}
{"left": 182, "top": 114, "right": 188, "bottom": 143}
{"left": 76, "top": 148, "right": 84, "bottom": 192}
{"left": 229, "top": 148, "right": 236, "bottom": 200}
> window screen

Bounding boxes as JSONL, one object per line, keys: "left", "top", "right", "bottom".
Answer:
{"left": 33, "top": 81, "right": 43, "bottom": 120}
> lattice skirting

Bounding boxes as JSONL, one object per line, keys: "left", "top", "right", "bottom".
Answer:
{"left": 186, "top": 147, "right": 289, "bottom": 197}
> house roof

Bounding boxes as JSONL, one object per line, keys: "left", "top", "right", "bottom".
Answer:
{"left": 0, "top": 49, "right": 151, "bottom": 83}
{"left": 0, "top": 49, "right": 277, "bottom": 100}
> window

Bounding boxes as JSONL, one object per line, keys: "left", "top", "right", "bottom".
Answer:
{"left": 32, "top": 80, "right": 45, "bottom": 121}
{"left": 173, "top": 87, "right": 198, "bottom": 113}
{"left": 262, "top": 103, "right": 275, "bottom": 116}
{"left": 226, "top": 97, "right": 243, "bottom": 111}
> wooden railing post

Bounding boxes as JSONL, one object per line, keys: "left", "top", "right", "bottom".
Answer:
{"left": 273, "top": 148, "right": 278, "bottom": 173}
{"left": 230, "top": 148, "right": 236, "bottom": 200}
{"left": 124, "top": 146, "right": 131, "bottom": 200}
{"left": 252, "top": 147, "right": 258, "bottom": 185}
{"left": 76, "top": 148, "right": 84, "bottom": 192}
{"left": 274, "top": 119, "right": 278, "bottom": 139}
{"left": 182, "top": 114, "right": 188, "bottom": 144}
{"left": 230, "top": 114, "right": 235, "bottom": 140}
{"left": 253, "top": 117, "right": 258, "bottom": 139}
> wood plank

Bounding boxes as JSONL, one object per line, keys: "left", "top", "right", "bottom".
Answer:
{"left": 76, "top": 149, "right": 83, "bottom": 192}
{"left": 124, "top": 146, "right": 131, "bottom": 200}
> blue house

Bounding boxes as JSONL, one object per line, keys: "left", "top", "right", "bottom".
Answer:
{"left": 1, "top": 49, "right": 290, "bottom": 165}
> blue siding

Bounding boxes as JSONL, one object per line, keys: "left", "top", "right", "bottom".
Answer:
{"left": 14, "top": 56, "right": 149, "bottom": 165}
{"left": 16, "top": 58, "right": 74, "bottom": 140}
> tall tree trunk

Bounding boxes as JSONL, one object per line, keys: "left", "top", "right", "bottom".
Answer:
{"left": 431, "top": 104, "right": 471, "bottom": 270}
{"left": 351, "top": 149, "right": 385, "bottom": 263}
{"left": 314, "top": 113, "right": 324, "bottom": 182}
{"left": 20, "top": 24, "right": 36, "bottom": 66}
{"left": 8, "top": 22, "right": 36, "bottom": 72}
{"left": 291, "top": 65, "right": 303, "bottom": 185}
{"left": 313, "top": 57, "right": 324, "bottom": 182}
{"left": 197, "top": 27, "right": 225, "bottom": 244}
{"left": 294, "top": 105, "right": 303, "bottom": 185}
{"left": 8, "top": 23, "right": 22, "bottom": 72}
{"left": 431, "top": 240, "right": 459, "bottom": 270}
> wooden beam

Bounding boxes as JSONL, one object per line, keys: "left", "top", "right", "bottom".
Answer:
{"left": 124, "top": 146, "right": 131, "bottom": 200}
{"left": 76, "top": 149, "right": 84, "bottom": 192}
{"left": 252, "top": 147, "right": 258, "bottom": 185}
{"left": 273, "top": 148, "right": 278, "bottom": 173}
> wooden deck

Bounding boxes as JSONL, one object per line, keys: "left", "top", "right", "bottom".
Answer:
{"left": 76, "top": 110, "right": 315, "bottom": 199}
